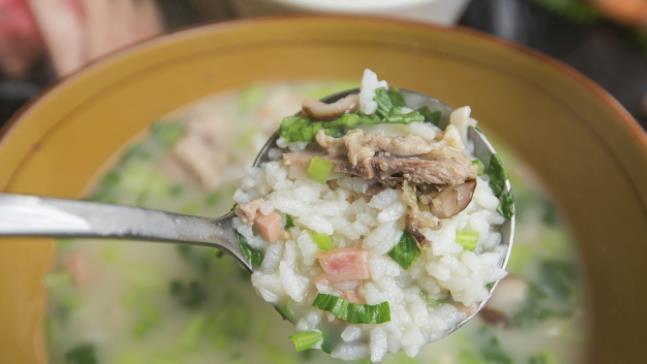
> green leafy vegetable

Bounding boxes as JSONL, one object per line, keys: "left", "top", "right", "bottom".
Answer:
{"left": 374, "top": 88, "right": 425, "bottom": 123}
{"left": 417, "top": 105, "right": 442, "bottom": 126}
{"left": 64, "top": 343, "right": 97, "bottom": 364}
{"left": 540, "top": 260, "right": 578, "bottom": 301}
{"left": 284, "top": 215, "right": 295, "bottom": 229}
{"left": 312, "top": 293, "right": 390, "bottom": 324}
{"left": 310, "top": 231, "right": 334, "bottom": 251}
{"left": 456, "top": 230, "right": 479, "bottom": 251}
{"left": 169, "top": 279, "right": 208, "bottom": 308}
{"left": 289, "top": 330, "right": 323, "bottom": 352}
{"left": 307, "top": 156, "right": 334, "bottom": 183}
{"left": 388, "top": 231, "right": 421, "bottom": 269}
{"left": 150, "top": 121, "right": 185, "bottom": 147}
{"left": 487, "top": 154, "right": 515, "bottom": 219}
{"left": 486, "top": 154, "right": 507, "bottom": 197}
{"left": 497, "top": 191, "right": 515, "bottom": 219}
{"left": 472, "top": 159, "right": 485, "bottom": 175}
{"left": 236, "top": 232, "right": 264, "bottom": 269}
{"left": 279, "top": 87, "right": 431, "bottom": 143}
{"left": 279, "top": 116, "right": 323, "bottom": 143}
{"left": 468, "top": 327, "right": 514, "bottom": 364}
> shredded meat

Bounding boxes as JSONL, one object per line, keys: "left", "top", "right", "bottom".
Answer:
{"left": 315, "top": 130, "right": 346, "bottom": 157}
{"left": 302, "top": 94, "right": 359, "bottom": 121}
{"left": 235, "top": 199, "right": 263, "bottom": 225}
{"left": 402, "top": 181, "right": 440, "bottom": 231}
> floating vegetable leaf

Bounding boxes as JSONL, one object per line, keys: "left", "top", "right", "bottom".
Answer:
{"left": 417, "top": 105, "right": 442, "bottom": 126}
{"left": 169, "top": 279, "right": 208, "bottom": 308}
{"left": 388, "top": 231, "right": 421, "bottom": 269}
{"left": 313, "top": 293, "right": 390, "bottom": 324}
{"left": 236, "top": 232, "right": 264, "bottom": 269}
{"left": 64, "top": 343, "right": 97, "bottom": 364}
{"left": 289, "top": 330, "right": 323, "bottom": 352}
{"left": 528, "top": 352, "right": 559, "bottom": 364}
{"left": 150, "top": 121, "right": 185, "bottom": 147}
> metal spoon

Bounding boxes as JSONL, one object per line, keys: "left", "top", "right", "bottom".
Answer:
{"left": 0, "top": 89, "right": 514, "bottom": 336}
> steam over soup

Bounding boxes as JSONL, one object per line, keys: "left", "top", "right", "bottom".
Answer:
{"left": 46, "top": 79, "right": 587, "bottom": 364}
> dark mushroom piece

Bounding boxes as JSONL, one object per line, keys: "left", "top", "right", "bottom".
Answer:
{"left": 429, "top": 179, "right": 477, "bottom": 219}
{"left": 302, "top": 94, "right": 359, "bottom": 121}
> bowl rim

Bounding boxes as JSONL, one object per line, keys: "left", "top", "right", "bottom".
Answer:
{"left": 2, "top": 14, "right": 644, "bottom": 160}
{"left": 268, "top": 0, "right": 436, "bottom": 12}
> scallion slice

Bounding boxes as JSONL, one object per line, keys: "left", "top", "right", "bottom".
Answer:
{"left": 307, "top": 156, "right": 334, "bottom": 183}
{"left": 310, "top": 231, "right": 334, "bottom": 251}
{"left": 289, "top": 330, "right": 323, "bottom": 352}
{"left": 312, "top": 293, "right": 390, "bottom": 324}
{"left": 387, "top": 231, "right": 421, "bottom": 269}
{"left": 235, "top": 232, "right": 263, "bottom": 269}
{"left": 456, "top": 230, "right": 479, "bottom": 251}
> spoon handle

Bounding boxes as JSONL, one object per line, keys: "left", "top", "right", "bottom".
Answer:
{"left": 0, "top": 193, "right": 250, "bottom": 270}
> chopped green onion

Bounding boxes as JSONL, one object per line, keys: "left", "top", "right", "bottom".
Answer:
{"left": 456, "top": 230, "right": 479, "bottom": 251}
{"left": 472, "top": 159, "right": 485, "bottom": 175}
{"left": 64, "top": 343, "right": 97, "bottom": 364}
{"left": 236, "top": 232, "right": 264, "bottom": 269}
{"left": 284, "top": 215, "right": 295, "bottom": 229}
{"left": 169, "top": 280, "right": 208, "bottom": 308}
{"left": 307, "top": 156, "right": 334, "bottom": 183}
{"left": 274, "top": 304, "right": 296, "bottom": 322}
{"left": 312, "top": 293, "right": 390, "bottom": 324}
{"left": 289, "top": 330, "right": 323, "bottom": 352}
{"left": 310, "top": 231, "right": 334, "bottom": 251}
{"left": 204, "top": 191, "right": 221, "bottom": 207}
{"left": 387, "top": 231, "right": 421, "bottom": 269}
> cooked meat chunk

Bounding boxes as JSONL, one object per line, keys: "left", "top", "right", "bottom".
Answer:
{"left": 344, "top": 129, "right": 375, "bottom": 167}
{"left": 402, "top": 181, "right": 440, "bottom": 231}
{"left": 235, "top": 199, "right": 264, "bottom": 225}
{"left": 283, "top": 151, "right": 475, "bottom": 187}
{"left": 302, "top": 94, "right": 359, "bottom": 121}
{"left": 315, "top": 130, "right": 346, "bottom": 157}
{"left": 254, "top": 212, "right": 284, "bottom": 243}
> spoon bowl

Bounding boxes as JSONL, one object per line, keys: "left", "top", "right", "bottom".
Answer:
{"left": 0, "top": 88, "right": 514, "bottom": 340}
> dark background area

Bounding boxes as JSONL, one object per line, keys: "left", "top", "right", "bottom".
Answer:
{"left": 1, "top": 0, "right": 645, "bottom": 129}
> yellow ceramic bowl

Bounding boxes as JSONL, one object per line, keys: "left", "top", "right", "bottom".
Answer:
{"left": 0, "top": 16, "right": 645, "bottom": 363}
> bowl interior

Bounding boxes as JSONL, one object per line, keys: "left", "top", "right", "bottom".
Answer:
{"left": 0, "top": 17, "right": 645, "bottom": 363}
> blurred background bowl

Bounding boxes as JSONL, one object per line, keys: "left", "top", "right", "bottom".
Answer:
{"left": 0, "top": 16, "right": 645, "bottom": 364}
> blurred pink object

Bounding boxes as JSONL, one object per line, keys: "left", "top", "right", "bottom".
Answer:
{"left": 0, "top": 0, "right": 43, "bottom": 77}
{"left": 28, "top": 0, "right": 163, "bottom": 76}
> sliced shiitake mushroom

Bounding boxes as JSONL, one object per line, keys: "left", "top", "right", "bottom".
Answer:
{"left": 302, "top": 94, "right": 359, "bottom": 121}
{"left": 429, "top": 179, "right": 476, "bottom": 219}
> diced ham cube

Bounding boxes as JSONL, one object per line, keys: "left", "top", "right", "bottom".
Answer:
{"left": 254, "top": 212, "right": 284, "bottom": 243}
{"left": 317, "top": 248, "right": 369, "bottom": 283}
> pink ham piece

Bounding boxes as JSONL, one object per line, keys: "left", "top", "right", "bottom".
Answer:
{"left": 253, "top": 212, "right": 284, "bottom": 243}
{"left": 317, "top": 247, "right": 369, "bottom": 283}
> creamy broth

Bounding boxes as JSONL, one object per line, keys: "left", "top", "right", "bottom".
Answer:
{"left": 46, "top": 82, "right": 587, "bottom": 364}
